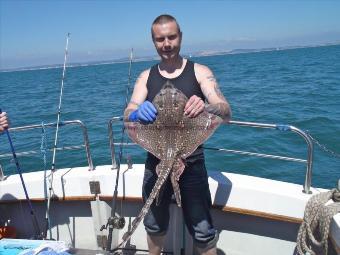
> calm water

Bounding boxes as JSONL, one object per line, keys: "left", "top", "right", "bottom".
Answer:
{"left": 0, "top": 45, "right": 339, "bottom": 189}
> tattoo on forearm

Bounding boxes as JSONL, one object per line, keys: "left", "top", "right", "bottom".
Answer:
{"left": 205, "top": 103, "right": 231, "bottom": 120}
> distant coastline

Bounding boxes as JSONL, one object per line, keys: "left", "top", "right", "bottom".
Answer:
{"left": 1, "top": 42, "right": 339, "bottom": 73}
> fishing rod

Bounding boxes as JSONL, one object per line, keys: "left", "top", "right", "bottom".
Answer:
{"left": 0, "top": 109, "right": 43, "bottom": 239}
{"left": 44, "top": 32, "right": 70, "bottom": 239}
{"left": 101, "top": 48, "right": 134, "bottom": 251}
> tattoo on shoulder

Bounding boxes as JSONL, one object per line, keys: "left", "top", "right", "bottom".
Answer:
{"left": 204, "top": 75, "right": 226, "bottom": 100}
{"left": 214, "top": 83, "right": 226, "bottom": 100}
{"left": 206, "top": 75, "right": 217, "bottom": 83}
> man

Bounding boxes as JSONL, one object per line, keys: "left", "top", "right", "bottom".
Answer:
{"left": 124, "top": 14, "right": 231, "bottom": 255}
{"left": 0, "top": 112, "right": 9, "bottom": 133}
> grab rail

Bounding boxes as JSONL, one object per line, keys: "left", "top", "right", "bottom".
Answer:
{"left": 108, "top": 117, "right": 123, "bottom": 169}
{"left": 108, "top": 117, "right": 314, "bottom": 194}
{"left": 228, "top": 121, "right": 313, "bottom": 194}
{"left": 0, "top": 120, "right": 94, "bottom": 171}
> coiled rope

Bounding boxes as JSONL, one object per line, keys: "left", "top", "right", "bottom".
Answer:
{"left": 296, "top": 184, "right": 340, "bottom": 255}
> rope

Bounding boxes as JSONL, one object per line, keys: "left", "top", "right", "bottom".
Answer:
{"left": 305, "top": 130, "right": 340, "bottom": 159}
{"left": 296, "top": 187, "right": 340, "bottom": 255}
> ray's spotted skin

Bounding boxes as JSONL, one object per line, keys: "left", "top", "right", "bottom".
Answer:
{"left": 120, "top": 81, "right": 222, "bottom": 247}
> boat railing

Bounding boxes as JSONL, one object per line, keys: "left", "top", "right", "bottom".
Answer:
{"left": 0, "top": 120, "right": 94, "bottom": 172}
{"left": 108, "top": 117, "right": 314, "bottom": 194}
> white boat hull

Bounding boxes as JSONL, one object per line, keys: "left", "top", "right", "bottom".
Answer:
{"left": 1, "top": 164, "right": 339, "bottom": 254}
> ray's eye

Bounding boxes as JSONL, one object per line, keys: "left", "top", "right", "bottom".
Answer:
{"left": 173, "top": 99, "right": 178, "bottom": 108}
{"left": 171, "top": 91, "right": 178, "bottom": 107}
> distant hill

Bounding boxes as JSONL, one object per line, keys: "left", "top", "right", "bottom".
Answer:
{"left": 1, "top": 42, "right": 339, "bottom": 73}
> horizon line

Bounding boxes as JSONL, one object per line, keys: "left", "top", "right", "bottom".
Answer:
{"left": 1, "top": 42, "right": 339, "bottom": 73}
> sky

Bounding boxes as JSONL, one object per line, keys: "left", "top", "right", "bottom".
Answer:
{"left": 1, "top": 0, "right": 340, "bottom": 69}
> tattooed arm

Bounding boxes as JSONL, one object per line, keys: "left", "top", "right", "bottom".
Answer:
{"left": 123, "top": 69, "right": 150, "bottom": 121}
{"left": 194, "top": 63, "right": 232, "bottom": 121}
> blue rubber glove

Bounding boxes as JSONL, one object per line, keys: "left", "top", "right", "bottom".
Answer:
{"left": 128, "top": 101, "right": 157, "bottom": 124}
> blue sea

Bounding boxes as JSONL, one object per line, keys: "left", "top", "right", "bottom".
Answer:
{"left": 0, "top": 45, "right": 339, "bottom": 189}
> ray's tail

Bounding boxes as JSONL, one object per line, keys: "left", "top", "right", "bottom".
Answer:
{"left": 116, "top": 159, "right": 174, "bottom": 249}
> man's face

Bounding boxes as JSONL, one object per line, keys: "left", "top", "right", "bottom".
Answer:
{"left": 152, "top": 21, "right": 182, "bottom": 61}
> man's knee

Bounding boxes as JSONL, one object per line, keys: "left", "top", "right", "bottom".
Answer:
{"left": 143, "top": 211, "right": 169, "bottom": 236}
{"left": 193, "top": 229, "right": 219, "bottom": 251}
{"left": 144, "top": 226, "right": 167, "bottom": 237}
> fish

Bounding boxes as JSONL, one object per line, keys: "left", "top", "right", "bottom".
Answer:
{"left": 118, "top": 81, "right": 222, "bottom": 247}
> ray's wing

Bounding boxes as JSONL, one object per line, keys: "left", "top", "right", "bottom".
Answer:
{"left": 179, "top": 112, "right": 222, "bottom": 159}
{"left": 125, "top": 121, "right": 167, "bottom": 159}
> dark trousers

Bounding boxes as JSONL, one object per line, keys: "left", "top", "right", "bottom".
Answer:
{"left": 142, "top": 159, "right": 218, "bottom": 248}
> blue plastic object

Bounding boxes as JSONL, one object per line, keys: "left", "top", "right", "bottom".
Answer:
{"left": 0, "top": 239, "right": 71, "bottom": 255}
{"left": 129, "top": 101, "right": 157, "bottom": 124}
{"left": 0, "top": 239, "right": 41, "bottom": 255}
{"left": 276, "top": 124, "right": 291, "bottom": 131}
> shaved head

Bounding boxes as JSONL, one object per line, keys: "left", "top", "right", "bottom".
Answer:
{"left": 151, "top": 14, "right": 181, "bottom": 39}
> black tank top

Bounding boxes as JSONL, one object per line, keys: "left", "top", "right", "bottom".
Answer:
{"left": 145, "top": 60, "right": 205, "bottom": 170}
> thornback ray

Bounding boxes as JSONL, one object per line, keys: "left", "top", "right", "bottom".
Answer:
{"left": 117, "top": 81, "right": 222, "bottom": 248}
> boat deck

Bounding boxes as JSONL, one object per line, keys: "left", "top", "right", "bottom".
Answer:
{"left": 0, "top": 164, "right": 339, "bottom": 255}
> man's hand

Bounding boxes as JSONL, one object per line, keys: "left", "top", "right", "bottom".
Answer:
{"left": 184, "top": 95, "right": 205, "bottom": 118}
{"left": 0, "top": 112, "right": 9, "bottom": 132}
{"left": 128, "top": 101, "right": 157, "bottom": 124}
